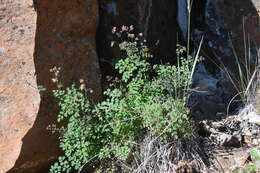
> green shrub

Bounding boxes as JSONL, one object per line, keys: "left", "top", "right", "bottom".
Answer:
{"left": 50, "top": 26, "right": 196, "bottom": 173}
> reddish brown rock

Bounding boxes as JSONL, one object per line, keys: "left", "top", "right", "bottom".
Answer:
{"left": 33, "top": 0, "right": 102, "bottom": 100}
{"left": 0, "top": 0, "right": 40, "bottom": 172}
{"left": 0, "top": 0, "right": 101, "bottom": 172}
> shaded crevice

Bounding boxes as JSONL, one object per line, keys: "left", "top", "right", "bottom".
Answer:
{"left": 96, "top": 0, "right": 179, "bottom": 84}
{"left": 8, "top": 0, "right": 102, "bottom": 172}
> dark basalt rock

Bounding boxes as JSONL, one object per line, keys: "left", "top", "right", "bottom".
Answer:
{"left": 188, "top": 62, "right": 236, "bottom": 120}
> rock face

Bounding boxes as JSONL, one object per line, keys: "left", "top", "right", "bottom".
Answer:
{"left": 0, "top": 0, "right": 102, "bottom": 172}
{"left": 0, "top": 0, "right": 259, "bottom": 172}
{"left": 197, "top": 0, "right": 259, "bottom": 73}
{"left": 188, "top": 0, "right": 260, "bottom": 120}
{"left": 0, "top": 1, "right": 40, "bottom": 173}
{"left": 33, "top": 0, "right": 101, "bottom": 101}
{"left": 216, "top": 0, "right": 259, "bottom": 60}
{"left": 200, "top": 114, "right": 260, "bottom": 172}
{"left": 188, "top": 63, "right": 236, "bottom": 120}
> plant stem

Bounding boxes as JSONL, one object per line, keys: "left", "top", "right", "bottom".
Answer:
{"left": 187, "top": 0, "right": 193, "bottom": 58}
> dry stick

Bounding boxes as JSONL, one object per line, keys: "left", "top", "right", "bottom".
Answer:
{"left": 77, "top": 155, "right": 98, "bottom": 173}
{"left": 226, "top": 91, "right": 244, "bottom": 120}
{"left": 189, "top": 36, "right": 204, "bottom": 84}
{"left": 243, "top": 17, "right": 249, "bottom": 81}
{"left": 214, "top": 156, "right": 225, "bottom": 173}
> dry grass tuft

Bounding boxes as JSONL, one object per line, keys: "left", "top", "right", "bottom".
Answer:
{"left": 128, "top": 133, "right": 210, "bottom": 173}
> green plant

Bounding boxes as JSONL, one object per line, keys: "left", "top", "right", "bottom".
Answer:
{"left": 245, "top": 165, "right": 257, "bottom": 173}
{"left": 221, "top": 21, "right": 260, "bottom": 114}
{"left": 37, "top": 85, "right": 46, "bottom": 92}
{"left": 50, "top": 26, "right": 197, "bottom": 173}
{"left": 250, "top": 148, "right": 260, "bottom": 167}
{"left": 225, "top": 41, "right": 259, "bottom": 115}
{"left": 230, "top": 148, "right": 260, "bottom": 173}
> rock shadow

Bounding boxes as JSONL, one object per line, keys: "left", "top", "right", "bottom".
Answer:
{"left": 8, "top": 0, "right": 102, "bottom": 173}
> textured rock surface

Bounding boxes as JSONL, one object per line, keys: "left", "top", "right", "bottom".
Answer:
{"left": 1, "top": 0, "right": 102, "bottom": 173}
{"left": 189, "top": 62, "right": 236, "bottom": 120}
{"left": 0, "top": 1, "right": 40, "bottom": 173}
{"left": 200, "top": 115, "right": 260, "bottom": 172}
{"left": 217, "top": 0, "right": 260, "bottom": 54}
{"left": 33, "top": 0, "right": 101, "bottom": 101}
{"left": 200, "top": 0, "right": 260, "bottom": 72}
{"left": 217, "top": 0, "right": 260, "bottom": 113}
{"left": 213, "top": 147, "right": 250, "bottom": 172}
{"left": 189, "top": 0, "right": 260, "bottom": 120}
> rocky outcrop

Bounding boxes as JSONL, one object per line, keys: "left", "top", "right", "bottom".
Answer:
{"left": 195, "top": 0, "right": 259, "bottom": 72}
{"left": 188, "top": 0, "right": 260, "bottom": 120}
{"left": 188, "top": 62, "right": 236, "bottom": 120}
{"left": 0, "top": 0, "right": 102, "bottom": 172}
{"left": 0, "top": 1, "right": 40, "bottom": 172}
{"left": 216, "top": 0, "right": 259, "bottom": 61}
{"left": 0, "top": 0, "right": 259, "bottom": 172}
{"left": 33, "top": 0, "right": 101, "bottom": 101}
{"left": 200, "top": 114, "right": 260, "bottom": 172}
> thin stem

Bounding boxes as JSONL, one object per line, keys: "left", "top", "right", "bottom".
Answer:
{"left": 187, "top": 0, "right": 191, "bottom": 58}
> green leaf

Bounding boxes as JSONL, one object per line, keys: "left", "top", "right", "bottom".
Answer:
{"left": 250, "top": 148, "right": 260, "bottom": 161}
{"left": 245, "top": 165, "right": 257, "bottom": 172}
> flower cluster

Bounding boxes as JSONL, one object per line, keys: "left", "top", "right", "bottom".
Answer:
{"left": 110, "top": 25, "right": 146, "bottom": 48}
{"left": 50, "top": 66, "right": 63, "bottom": 89}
